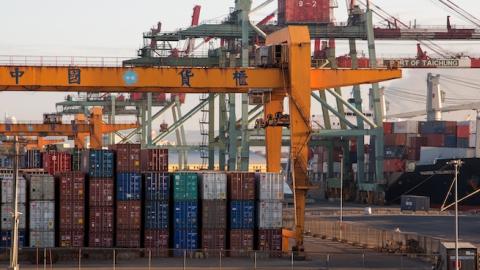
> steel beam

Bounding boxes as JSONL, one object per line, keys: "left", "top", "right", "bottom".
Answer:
{"left": 311, "top": 93, "right": 357, "bottom": 129}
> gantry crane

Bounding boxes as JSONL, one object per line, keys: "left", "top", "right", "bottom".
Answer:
{"left": 0, "top": 26, "right": 401, "bottom": 253}
{"left": 0, "top": 137, "right": 65, "bottom": 150}
{"left": 0, "top": 108, "right": 138, "bottom": 149}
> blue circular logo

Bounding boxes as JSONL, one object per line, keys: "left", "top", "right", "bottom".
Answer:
{"left": 123, "top": 70, "right": 138, "bottom": 85}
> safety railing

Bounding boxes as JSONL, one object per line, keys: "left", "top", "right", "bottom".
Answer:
{"left": 0, "top": 55, "right": 132, "bottom": 67}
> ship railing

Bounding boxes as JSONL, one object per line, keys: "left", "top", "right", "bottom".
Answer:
{"left": 0, "top": 55, "right": 132, "bottom": 67}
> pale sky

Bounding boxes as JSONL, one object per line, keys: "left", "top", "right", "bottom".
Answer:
{"left": 1, "top": 0, "right": 480, "bottom": 125}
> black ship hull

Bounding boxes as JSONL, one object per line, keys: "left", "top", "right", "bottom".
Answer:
{"left": 385, "top": 158, "right": 480, "bottom": 208}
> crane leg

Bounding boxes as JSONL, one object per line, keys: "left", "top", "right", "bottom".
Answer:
{"left": 265, "top": 94, "right": 284, "bottom": 173}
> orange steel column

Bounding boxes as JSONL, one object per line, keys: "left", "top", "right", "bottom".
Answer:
{"left": 265, "top": 93, "right": 284, "bottom": 173}
{"left": 267, "top": 26, "right": 312, "bottom": 251}
{"left": 89, "top": 107, "right": 104, "bottom": 149}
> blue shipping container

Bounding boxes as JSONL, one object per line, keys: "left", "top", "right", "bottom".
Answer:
{"left": 173, "top": 229, "right": 198, "bottom": 256}
{"left": 145, "top": 172, "right": 170, "bottom": 201}
{"left": 89, "top": 150, "right": 114, "bottom": 178}
{"left": 0, "top": 230, "right": 26, "bottom": 248}
{"left": 230, "top": 200, "right": 255, "bottom": 229}
{"left": 444, "top": 135, "right": 457, "bottom": 148}
{"left": 116, "top": 173, "right": 142, "bottom": 200}
{"left": 457, "top": 138, "right": 470, "bottom": 148}
{"left": 174, "top": 201, "right": 198, "bottom": 229}
{"left": 145, "top": 201, "right": 169, "bottom": 229}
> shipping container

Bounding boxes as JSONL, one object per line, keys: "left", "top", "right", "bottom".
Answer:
{"left": 457, "top": 138, "right": 470, "bottom": 148}
{"left": 394, "top": 121, "right": 419, "bottom": 134}
{"left": 384, "top": 146, "right": 407, "bottom": 159}
{"left": 384, "top": 134, "right": 407, "bottom": 146}
{"left": 444, "top": 135, "right": 457, "bottom": 147}
{"left": 87, "top": 150, "right": 115, "bottom": 178}
{"left": 408, "top": 136, "right": 427, "bottom": 149}
{"left": 199, "top": 172, "right": 227, "bottom": 200}
{"left": 116, "top": 201, "right": 141, "bottom": 230}
{"left": 141, "top": 149, "right": 168, "bottom": 172}
{"left": 469, "top": 134, "right": 477, "bottom": 148}
{"left": 1, "top": 176, "right": 26, "bottom": 203}
{"left": 407, "top": 148, "right": 421, "bottom": 161}
{"left": 230, "top": 201, "right": 255, "bottom": 229}
{"left": 59, "top": 230, "right": 84, "bottom": 247}
{"left": 0, "top": 230, "right": 26, "bottom": 248}
{"left": 30, "top": 201, "right": 55, "bottom": 231}
{"left": 401, "top": 195, "right": 430, "bottom": 211}
{"left": 88, "top": 206, "right": 114, "bottom": 232}
{"left": 29, "top": 175, "right": 55, "bottom": 200}
{"left": 24, "top": 150, "right": 42, "bottom": 169}
{"left": 174, "top": 201, "right": 198, "bottom": 229}
{"left": 228, "top": 172, "right": 256, "bottom": 200}
{"left": 173, "top": 229, "right": 198, "bottom": 255}
{"left": 201, "top": 228, "right": 226, "bottom": 251}
{"left": 145, "top": 201, "right": 169, "bottom": 229}
{"left": 113, "top": 144, "right": 141, "bottom": 173}
{"left": 257, "top": 201, "right": 283, "bottom": 229}
{"left": 59, "top": 172, "right": 85, "bottom": 202}
{"left": 89, "top": 178, "right": 114, "bottom": 207}
{"left": 201, "top": 200, "right": 227, "bottom": 229}
{"left": 256, "top": 173, "right": 284, "bottom": 201}
{"left": 59, "top": 204, "right": 84, "bottom": 230}
{"left": 144, "top": 172, "right": 170, "bottom": 201}
{"left": 278, "top": 0, "right": 330, "bottom": 24}
{"left": 1, "top": 204, "right": 26, "bottom": 230}
{"left": 229, "top": 229, "right": 254, "bottom": 257}
{"left": 457, "top": 125, "right": 470, "bottom": 138}
{"left": 383, "top": 122, "right": 393, "bottom": 134}
{"left": 173, "top": 172, "right": 198, "bottom": 201}
{"left": 30, "top": 231, "right": 55, "bottom": 247}
{"left": 419, "top": 147, "right": 475, "bottom": 165}
{"left": 257, "top": 229, "right": 282, "bottom": 257}
{"left": 89, "top": 231, "right": 113, "bottom": 247}
{"left": 71, "top": 149, "right": 83, "bottom": 172}
{"left": 42, "top": 152, "right": 71, "bottom": 175}
{"left": 116, "top": 172, "right": 142, "bottom": 201}
{"left": 144, "top": 229, "right": 169, "bottom": 257}
{"left": 419, "top": 121, "right": 457, "bottom": 135}
{"left": 116, "top": 229, "right": 141, "bottom": 248}
{"left": 425, "top": 134, "right": 446, "bottom": 147}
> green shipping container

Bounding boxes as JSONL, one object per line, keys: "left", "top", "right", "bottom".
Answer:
{"left": 173, "top": 173, "right": 198, "bottom": 201}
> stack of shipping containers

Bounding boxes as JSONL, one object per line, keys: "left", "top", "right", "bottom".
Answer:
{"left": 58, "top": 172, "right": 85, "bottom": 247}
{"left": 28, "top": 175, "right": 55, "bottom": 247}
{"left": 173, "top": 172, "right": 198, "bottom": 255}
{"left": 115, "top": 144, "right": 142, "bottom": 248}
{"left": 42, "top": 152, "right": 71, "bottom": 175}
{"left": 24, "top": 150, "right": 42, "bottom": 169}
{"left": 256, "top": 173, "right": 283, "bottom": 256}
{"left": 87, "top": 150, "right": 115, "bottom": 247}
{"left": 227, "top": 172, "right": 255, "bottom": 256}
{"left": 142, "top": 149, "right": 169, "bottom": 256}
{"left": 1, "top": 174, "right": 26, "bottom": 247}
{"left": 199, "top": 172, "right": 227, "bottom": 254}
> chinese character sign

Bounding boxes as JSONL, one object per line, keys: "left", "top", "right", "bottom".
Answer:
{"left": 68, "top": 68, "right": 81, "bottom": 84}
{"left": 179, "top": 69, "right": 194, "bottom": 87}
{"left": 233, "top": 70, "right": 248, "bottom": 86}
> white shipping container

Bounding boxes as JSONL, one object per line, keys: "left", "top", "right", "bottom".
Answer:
{"left": 29, "top": 201, "right": 55, "bottom": 231}
{"left": 469, "top": 134, "right": 477, "bottom": 148}
{"left": 257, "top": 173, "right": 284, "bottom": 201}
{"left": 29, "top": 175, "right": 55, "bottom": 200}
{"left": 418, "top": 147, "right": 475, "bottom": 165}
{"left": 257, "top": 201, "right": 283, "bottom": 229}
{"left": 30, "top": 231, "right": 55, "bottom": 247}
{"left": 394, "top": 121, "right": 419, "bottom": 134}
{"left": 1, "top": 203, "right": 26, "bottom": 230}
{"left": 199, "top": 172, "right": 227, "bottom": 200}
{"left": 1, "top": 177, "right": 27, "bottom": 203}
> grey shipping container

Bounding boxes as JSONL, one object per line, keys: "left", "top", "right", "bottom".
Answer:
{"left": 1, "top": 203, "right": 26, "bottom": 230}
{"left": 29, "top": 201, "right": 55, "bottom": 230}
{"left": 256, "top": 173, "right": 284, "bottom": 201}
{"left": 257, "top": 201, "right": 283, "bottom": 228}
{"left": 199, "top": 172, "right": 227, "bottom": 200}
{"left": 29, "top": 175, "right": 55, "bottom": 200}
{"left": 1, "top": 177, "right": 26, "bottom": 203}
{"left": 401, "top": 195, "right": 430, "bottom": 212}
{"left": 30, "top": 231, "right": 55, "bottom": 247}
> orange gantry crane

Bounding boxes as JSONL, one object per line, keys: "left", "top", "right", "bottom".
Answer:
{"left": 0, "top": 108, "right": 138, "bottom": 149}
{"left": 0, "top": 137, "right": 65, "bottom": 150}
{"left": 0, "top": 26, "right": 401, "bottom": 252}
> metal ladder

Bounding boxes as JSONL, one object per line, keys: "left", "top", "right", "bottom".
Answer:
{"left": 199, "top": 94, "right": 209, "bottom": 170}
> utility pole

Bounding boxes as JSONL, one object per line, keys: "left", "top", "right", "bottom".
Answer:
{"left": 9, "top": 136, "right": 20, "bottom": 270}
{"left": 447, "top": 159, "right": 463, "bottom": 270}
{"left": 340, "top": 154, "right": 344, "bottom": 241}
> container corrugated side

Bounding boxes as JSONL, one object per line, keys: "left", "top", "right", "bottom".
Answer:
{"left": 229, "top": 229, "right": 254, "bottom": 257}
{"left": 141, "top": 149, "right": 168, "bottom": 172}
{"left": 173, "top": 229, "right": 198, "bottom": 256}
{"left": 30, "top": 231, "right": 55, "bottom": 247}
{"left": 88, "top": 150, "right": 114, "bottom": 178}
{"left": 59, "top": 230, "right": 84, "bottom": 247}
{"left": 144, "top": 172, "right": 170, "bottom": 201}
{"left": 256, "top": 173, "right": 284, "bottom": 201}
{"left": 113, "top": 144, "right": 141, "bottom": 173}
{"left": 29, "top": 201, "right": 55, "bottom": 231}
{"left": 89, "top": 178, "right": 114, "bottom": 207}
{"left": 173, "top": 172, "right": 198, "bottom": 201}
{"left": 42, "top": 152, "right": 71, "bottom": 175}
{"left": 0, "top": 230, "right": 26, "bottom": 248}
{"left": 1, "top": 177, "right": 26, "bottom": 203}
{"left": 257, "top": 201, "right": 283, "bottom": 229}
{"left": 59, "top": 172, "right": 85, "bottom": 202}
{"left": 1, "top": 204, "right": 26, "bottom": 230}
{"left": 201, "top": 200, "right": 226, "bottom": 229}
{"left": 116, "top": 201, "right": 141, "bottom": 230}
{"left": 29, "top": 175, "right": 55, "bottom": 200}
{"left": 228, "top": 172, "right": 255, "bottom": 200}
{"left": 257, "top": 229, "right": 282, "bottom": 257}
{"left": 174, "top": 201, "right": 198, "bottom": 229}
{"left": 229, "top": 200, "right": 254, "bottom": 229}
{"left": 116, "top": 173, "right": 142, "bottom": 201}
{"left": 24, "top": 150, "right": 42, "bottom": 169}
{"left": 199, "top": 172, "right": 227, "bottom": 200}
{"left": 88, "top": 206, "right": 114, "bottom": 233}
{"left": 201, "top": 229, "right": 226, "bottom": 252}
{"left": 116, "top": 229, "right": 140, "bottom": 248}
{"left": 145, "top": 201, "right": 169, "bottom": 229}
{"left": 144, "top": 229, "right": 169, "bottom": 257}
{"left": 59, "top": 203, "right": 84, "bottom": 230}
{"left": 88, "top": 231, "right": 113, "bottom": 248}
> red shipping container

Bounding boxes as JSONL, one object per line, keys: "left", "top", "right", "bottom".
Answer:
{"left": 202, "top": 229, "right": 226, "bottom": 254}
{"left": 116, "top": 229, "right": 140, "bottom": 248}
{"left": 144, "top": 229, "right": 169, "bottom": 257}
{"left": 384, "top": 134, "right": 407, "bottom": 146}
{"left": 89, "top": 206, "right": 114, "bottom": 233}
{"left": 229, "top": 229, "right": 254, "bottom": 257}
{"left": 153, "top": 93, "right": 167, "bottom": 103}
{"left": 278, "top": 0, "right": 330, "bottom": 24}
{"left": 112, "top": 144, "right": 141, "bottom": 173}
{"left": 257, "top": 229, "right": 282, "bottom": 257}
{"left": 116, "top": 201, "right": 141, "bottom": 230}
{"left": 141, "top": 149, "right": 168, "bottom": 172}
{"left": 89, "top": 231, "right": 113, "bottom": 248}
{"left": 171, "top": 93, "right": 186, "bottom": 104}
{"left": 407, "top": 148, "right": 420, "bottom": 161}
{"left": 42, "top": 152, "right": 71, "bottom": 175}
{"left": 89, "top": 178, "right": 114, "bottom": 207}
{"left": 59, "top": 172, "right": 85, "bottom": 202}
{"left": 444, "top": 121, "right": 457, "bottom": 135}
{"left": 130, "top": 93, "right": 144, "bottom": 101}
{"left": 407, "top": 137, "right": 427, "bottom": 149}
{"left": 60, "top": 204, "right": 85, "bottom": 230}
{"left": 384, "top": 159, "right": 406, "bottom": 173}
{"left": 425, "top": 134, "right": 445, "bottom": 147}
{"left": 383, "top": 122, "right": 394, "bottom": 134}
{"left": 60, "top": 230, "right": 84, "bottom": 247}
{"left": 457, "top": 125, "right": 470, "bottom": 138}
{"left": 227, "top": 173, "right": 256, "bottom": 200}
